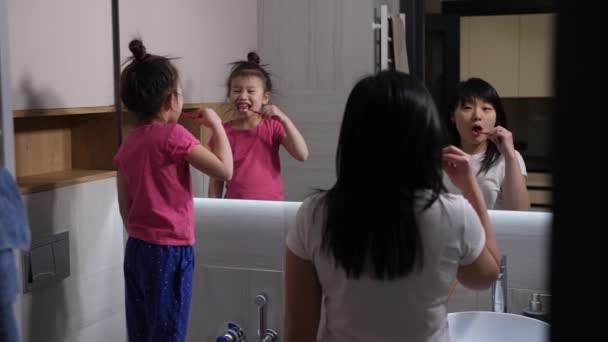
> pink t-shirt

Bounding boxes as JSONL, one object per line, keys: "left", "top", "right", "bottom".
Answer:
{"left": 210, "top": 118, "right": 286, "bottom": 200}
{"left": 112, "top": 123, "right": 200, "bottom": 246}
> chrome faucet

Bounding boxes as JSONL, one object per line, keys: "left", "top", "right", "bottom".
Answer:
{"left": 255, "top": 293, "right": 279, "bottom": 342}
{"left": 216, "top": 322, "right": 246, "bottom": 342}
{"left": 492, "top": 255, "right": 507, "bottom": 313}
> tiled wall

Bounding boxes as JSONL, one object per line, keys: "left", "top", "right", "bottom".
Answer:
{"left": 188, "top": 198, "right": 298, "bottom": 341}
{"left": 17, "top": 178, "right": 126, "bottom": 342}
{"left": 448, "top": 210, "right": 551, "bottom": 315}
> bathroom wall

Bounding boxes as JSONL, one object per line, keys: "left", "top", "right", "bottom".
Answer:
{"left": 3, "top": 1, "right": 258, "bottom": 341}
{"left": 190, "top": 199, "right": 552, "bottom": 340}
{"left": 17, "top": 178, "right": 126, "bottom": 342}
{"left": 257, "top": 0, "right": 375, "bottom": 201}
{"left": 119, "top": 0, "right": 258, "bottom": 104}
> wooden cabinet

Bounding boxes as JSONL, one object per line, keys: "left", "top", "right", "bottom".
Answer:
{"left": 461, "top": 15, "right": 520, "bottom": 97}
{"left": 14, "top": 108, "right": 119, "bottom": 194}
{"left": 7, "top": 0, "right": 114, "bottom": 110}
{"left": 519, "top": 14, "right": 555, "bottom": 97}
{"left": 7, "top": 0, "right": 118, "bottom": 193}
{"left": 460, "top": 14, "right": 556, "bottom": 97}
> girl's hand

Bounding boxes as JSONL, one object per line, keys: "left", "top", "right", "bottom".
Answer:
{"left": 193, "top": 108, "right": 222, "bottom": 128}
{"left": 486, "top": 126, "right": 515, "bottom": 158}
{"left": 259, "top": 104, "right": 285, "bottom": 121}
{"left": 442, "top": 145, "right": 478, "bottom": 194}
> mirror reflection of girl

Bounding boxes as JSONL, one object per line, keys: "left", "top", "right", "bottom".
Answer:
{"left": 444, "top": 78, "right": 530, "bottom": 211}
{"left": 208, "top": 52, "right": 308, "bottom": 201}
{"left": 284, "top": 71, "right": 501, "bottom": 342}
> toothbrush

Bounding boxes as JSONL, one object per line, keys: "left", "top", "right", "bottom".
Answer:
{"left": 181, "top": 112, "right": 197, "bottom": 119}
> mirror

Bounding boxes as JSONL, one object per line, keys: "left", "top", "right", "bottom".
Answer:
{"left": 205, "top": 0, "right": 553, "bottom": 215}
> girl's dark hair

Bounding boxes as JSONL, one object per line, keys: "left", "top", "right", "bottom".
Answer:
{"left": 447, "top": 77, "right": 508, "bottom": 175}
{"left": 226, "top": 52, "right": 272, "bottom": 96}
{"left": 119, "top": 39, "right": 180, "bottom": 122}
{"left": 318, "top": 70, "right": 446, "bottom": 280}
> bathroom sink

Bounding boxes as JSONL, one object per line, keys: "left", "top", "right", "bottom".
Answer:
{"left": 448, "top": 311, "right": 549, "bottom": 342}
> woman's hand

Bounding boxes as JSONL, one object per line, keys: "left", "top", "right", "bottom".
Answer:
{"left": 486, "top": 126, "right": 516, "bottom": 158}
{"left": 442, "top": 145, "right": 477, "bottom": 194}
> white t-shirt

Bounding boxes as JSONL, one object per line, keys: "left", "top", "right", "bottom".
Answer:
{"left": 443, "top": 150, "right": 527, "bottom": 210}
{"left": 286, "top": 191, "right": 486, "bottom": 342}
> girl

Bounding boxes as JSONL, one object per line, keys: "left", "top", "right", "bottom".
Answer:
{"left": 208, "top": 52, "right": 308, "bottom": 201}
{"left": 113, "top": 39, "right": 233, "bottom": 342}
{"left": 444, "top": 78, "right": 530, "bottom": 210}
{"left": 284, "top": 71, "right": 501, "bottom": 342}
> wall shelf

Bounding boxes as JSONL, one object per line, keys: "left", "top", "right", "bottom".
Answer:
{"left": 18, "top": 169, "right": 117, "bottom": 194}
{"left": 14, "top": 111, "right": 120, "bottom": 194}
{"left": 13, "top": 106, "right": 116, "bottom": 118}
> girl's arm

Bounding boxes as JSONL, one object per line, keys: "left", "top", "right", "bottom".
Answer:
{"left": 187, "top": 109, "right": 233, "bottom": 181}
{"left": 261, "top": 105, "right": 308, "bottom": 161}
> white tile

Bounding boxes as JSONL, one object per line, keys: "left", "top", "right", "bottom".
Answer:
{"left": 447, "top": 285, "right": 477, "bottom": 313}
{"left": 247, "top": 270, "right": 284, "bottom": 339}
{"left": 495, "top": 235, "right": 549, "bottom": 291}
{"left": 188, "top": 266, "right": 284, "bottom": 342}
{"left": 56, "top": 266, "right": 124, "bottom": 338}
{"left": 21, "top": 185, "right": 77, "bottom": 241}
{"left": 491, "top": 210, "right": 551, "bottom": 291}
{"left": 71, "top": 179, "right": 124, "bottom": 277}
{"left": 188, "top": 266, "right": 250, "bottom": 342}
{"left": 62, "top": 312, "right": 126, "bottom": 342}
{"left": 20, "top": 284, "right": 59, "bottom": 342}
{"left": 195, "top": 199, "right": 300, "bottom": 270}
{"left": 476, "top": 288, "right": 493, "bottom": 311}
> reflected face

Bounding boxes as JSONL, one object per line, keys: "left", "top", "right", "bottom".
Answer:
{"left": 229, "top": 76, "right": 270, "bottom": 118}
{"left": 452, "top": 97, "right": 497, "bottom": 146}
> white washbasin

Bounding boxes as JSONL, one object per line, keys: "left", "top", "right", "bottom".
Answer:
{"left": 448, "top": 311, "right": 549, "bottom": 342}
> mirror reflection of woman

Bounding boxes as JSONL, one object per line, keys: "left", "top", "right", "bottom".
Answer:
{"left": 444, "top": 78, "right": 530, "bottom": 211}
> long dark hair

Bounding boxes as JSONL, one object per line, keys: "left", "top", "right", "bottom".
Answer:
{"left": 319, "top": 70, "right": 446, "bottom": 280}
{"left": 119, "top": 39, "right": 180, "bottom": 122}
{"left": 447, "top": 78, "right": 508, "bottom": 175}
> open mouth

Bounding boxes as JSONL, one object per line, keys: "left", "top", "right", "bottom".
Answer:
{"left": 472, "top": 125, "right": 484, "bottom": 136}
{"left": 236, "top": 103, "right": 251, "bottom": 112}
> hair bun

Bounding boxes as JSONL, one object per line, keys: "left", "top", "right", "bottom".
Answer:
{"left": 247, "top": 52, "right": 260, "bottom": 65}
{"left": 129, "top": 39, "right": 147, "bottom": 61}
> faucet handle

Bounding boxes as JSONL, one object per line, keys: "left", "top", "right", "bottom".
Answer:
{"left": 261, "top": 329, "right": 279, "bottom": 342}
{"left": 255, "top": 293, "right": 268, "bottom": 307}
{"left": 216, "top": 321, "right": 245, "bottom": 342}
